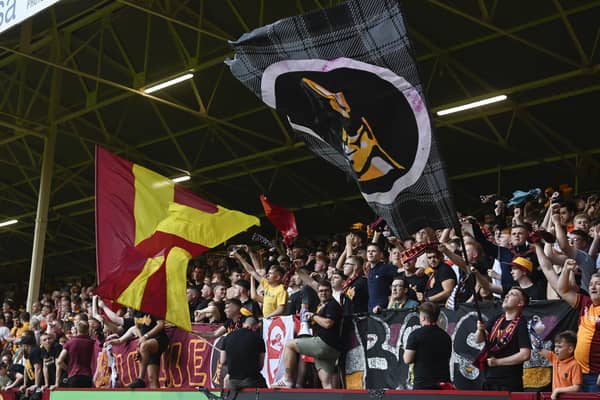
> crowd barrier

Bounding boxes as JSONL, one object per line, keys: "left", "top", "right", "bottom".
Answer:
{"left": 16, "top": 389, "right": 599, "bottom": 400}
{"left": 91, "top": 300, "right": 578, "bottom": 390}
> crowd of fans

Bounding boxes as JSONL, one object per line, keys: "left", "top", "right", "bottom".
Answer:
{"left": 0, "top": 188, "right": 599, "bottom": 396}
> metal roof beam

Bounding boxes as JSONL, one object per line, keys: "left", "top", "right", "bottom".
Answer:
{"left": 416, "top": 1, "right": 600, "bottom": 63}
{"left": 428, "top": 0, "right": 582, "bottom": 67}
{"left": 552, "top": 0, "right": 590, "bottom": 65}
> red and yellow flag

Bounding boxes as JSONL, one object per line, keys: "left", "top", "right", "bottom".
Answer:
{"left": 95, "top": 147, "right": 259, "bottom": 331}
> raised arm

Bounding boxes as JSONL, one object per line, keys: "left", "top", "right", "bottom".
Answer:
{"left": 233, "top": 251, "right": 262, "bottom": 282}
{"left": 247, "top": 246, "right": 264, "bottom": 273}
{"left": 589, "top": 225, "right": 600, "bottom": 257}
{"left": 439, "top": 243, "right": 467, "bottom": 273}
{"left": 539, "top": 201, "right": 554, "bottom": 230}
{"left": 335, "top": 233, "right": 354, "bottom": 271}
{"left": 534, "top": 242, "right": 559, "bottom": 294}
{"left": 250, "top": 276, "right": 263, "bottom": 303}
{"left": 98, "top": 299, "right": 124, "bottom": 326}
{"left": 551, "top": 212, "right": 575, "bottom": 258}
{"left": 557, "top": 259, "right": 579, "bottom": 308}
{"left": 296, "top": 268, "right": 319, "bottom": 292}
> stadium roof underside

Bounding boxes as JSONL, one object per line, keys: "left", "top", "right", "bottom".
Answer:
{"left": 0, "top": 0, "right": 599, "bottom": 283}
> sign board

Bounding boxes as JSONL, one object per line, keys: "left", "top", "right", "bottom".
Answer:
{"left": 0, "top": 0, "right": 61, "bottom": 36}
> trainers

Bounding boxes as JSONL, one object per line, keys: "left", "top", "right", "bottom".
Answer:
{"left": 128, "top": 378, "right": 146, "bottom": 388}
{"left": 271, "top": 378, "right": 293, "bottom": 388}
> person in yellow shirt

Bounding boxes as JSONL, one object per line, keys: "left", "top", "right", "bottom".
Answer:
{"left": 234, "top": 249, "right": 288, "bottom": 317}
{"left": 8, "top": 312, "right": 30, "bottom": 351}
{"left": 259, "top": 266, "right": 288, "bottom": 317}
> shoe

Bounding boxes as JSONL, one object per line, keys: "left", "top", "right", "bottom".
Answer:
{"left": 128, "top": 378, "right": 146, "bottom": 388}
{"left": 271, "top": 378, "right": 292, "bottom": 388}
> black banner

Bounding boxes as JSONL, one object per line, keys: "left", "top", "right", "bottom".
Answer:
{"left": 346, "top": 300, "right": 578, "bottom": 390}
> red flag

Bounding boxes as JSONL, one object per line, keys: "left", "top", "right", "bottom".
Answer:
{"left": 259, "top": 195, "right": 298, "bottom": 247}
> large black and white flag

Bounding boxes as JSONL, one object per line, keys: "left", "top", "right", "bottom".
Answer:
{"left": 226, "top": 0, "right": 456, "bottom": 237}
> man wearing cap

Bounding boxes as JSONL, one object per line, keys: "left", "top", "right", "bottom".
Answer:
{"left": 510, "top": 257, "right": 546, "bottom": 300}
{"left": 557, "top": 260, "right": 600, "bottom": 392}
{"left": 403, "top": 302, "right": 452, "bottom": 389}
{"left": 471, "top": 221, "right": 539, "bottom": 294}
{"left": 474, "top": 287, "right": 531, "bottom": 391}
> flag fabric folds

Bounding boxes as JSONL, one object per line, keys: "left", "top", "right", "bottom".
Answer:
{"left": 259, "top": 194, "right": 298, "bottom": 247}
{"left": 227, "top": 0, "right": 456, "bottom": 237}
{"left": 95, "top": 146, "right": 259, "bottom": 331}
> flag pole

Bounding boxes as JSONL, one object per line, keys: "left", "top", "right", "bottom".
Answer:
{"left": 453, "top": 218, "right": 484, "bottom": 322}
{"left": 188, "top": 331, "right": 223, "bottom": 352}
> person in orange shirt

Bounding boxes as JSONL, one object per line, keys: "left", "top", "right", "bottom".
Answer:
{"left": 541, "top": 330, "right": 582, "bottom": 400}
{"left": 558, "top": 259, "right": 600, "bottom": 392}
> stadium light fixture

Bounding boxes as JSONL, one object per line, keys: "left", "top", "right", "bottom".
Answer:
{"left": 143, "top": 73, "right": 194, "bottom": 94}
{"left": 436, "top": 95, "right": 508, "bottom": 116}
{"left": 0, "top": 219, "right": 18, "bottom": 228}
{"left": 172, "top": 175, "right": 191, "bottom": 183}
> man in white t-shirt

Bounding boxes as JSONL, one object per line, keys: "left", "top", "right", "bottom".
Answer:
{"left": 0, "top": 315, "right": 10, "bottom": 344}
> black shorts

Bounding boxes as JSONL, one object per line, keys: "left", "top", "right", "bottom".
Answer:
{"left": 148, "top": 332, "right": 169, "bottom": 365}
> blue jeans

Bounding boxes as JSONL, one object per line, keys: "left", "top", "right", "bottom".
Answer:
{"left": 582, "top": 373, "right": 600, "bottom": 392}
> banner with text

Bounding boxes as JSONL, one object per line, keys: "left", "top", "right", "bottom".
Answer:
{"left": 0, "top": 0, "right": 62, "bottom": 36}
{"left": 92, "top": 301, "right": 577, "bottom": 390}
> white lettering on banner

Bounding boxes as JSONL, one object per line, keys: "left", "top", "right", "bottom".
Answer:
{"left": 367, "top": 357, "right": 388, "bottom": 369}
{"left": 0, "top": 0, "right": 61, "bottom": 36}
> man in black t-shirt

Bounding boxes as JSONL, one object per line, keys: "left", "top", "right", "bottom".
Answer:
{"left": 422, "top": 248, "right": 456, "bottom": 304}
{"left": 19, "top": 333, "right": 43, "bottom": 395}
{"left": 341, "top": 255, "right": 368, "bottom": 315}
{"left": 107, "top": 311, "right": 168, "bottom": 389}
{"left": 403, "top": 302, "right": 451, "bottom": 389}
{"left": 234, "top": 280, "right": 262, "bottom": 319}
{"left": 279, "top": 281, "right": 342, "bottom": 389}
{"left": 187, "top": 287, "right": 208, "bottom": 321}
{"left": 220, "top": 317, "right": 266, "bottom": 391}
{"left": 195, "top": 299, "right": 244, "bottom": 339}
{"left": 399, "top": 255, "right": 427, "bottom": 301}
{"left": 474, "top": 286, "right": 531, "bottom": 391}
{"left": 40, "top": 332, "right": 63, "bottom": 389}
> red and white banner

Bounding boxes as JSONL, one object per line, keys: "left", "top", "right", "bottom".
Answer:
{"left": 261, "top": 315, "right": 295, "bottom": 387}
